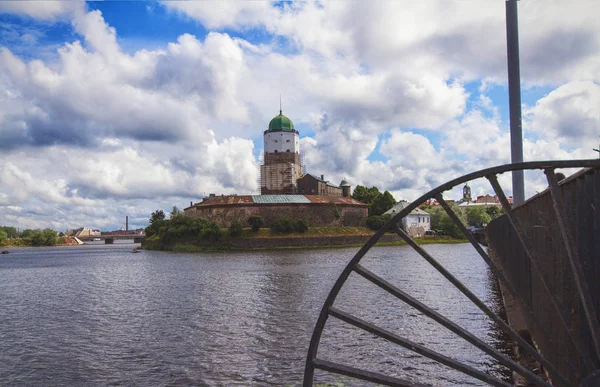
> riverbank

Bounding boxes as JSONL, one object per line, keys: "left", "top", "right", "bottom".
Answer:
{"left": 142, "top": 226, "right": 466, "bottom": 252}
{"left": 1, "top": 236, "right": 80, "bottom": 249}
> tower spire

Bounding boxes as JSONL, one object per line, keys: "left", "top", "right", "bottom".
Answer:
{"left": 279, "top": 95, "right": 282, "bottom": 115}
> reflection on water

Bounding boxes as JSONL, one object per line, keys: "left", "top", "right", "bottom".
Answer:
{"left": 0, "top": 243, "right": 511, "bottom": 386}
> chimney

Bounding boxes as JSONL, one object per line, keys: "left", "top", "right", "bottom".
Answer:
{"left": 126, "top": 216, "right": 129, "bottom": 232}
{"left": 321, "top": 175, "right": 324, "bottom": 181}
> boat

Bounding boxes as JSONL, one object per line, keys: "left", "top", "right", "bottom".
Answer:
{"left": 1, "top": 250, "right": 9, "bottom": 254}
{"left": 93, "top": 238, "right": 101, "bottom": 241}
{"left": 132, "top": 248, "right": 140, "bottom": 253}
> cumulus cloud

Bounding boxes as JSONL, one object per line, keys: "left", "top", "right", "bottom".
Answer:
{"left": 526, "top": 81, "right": 600, "bottom": 150}
{"left": 0, "top": 2, "right": 598, "bottom": 230}
{"left": 0, "top": 1, "right": 82, "bottom": 21}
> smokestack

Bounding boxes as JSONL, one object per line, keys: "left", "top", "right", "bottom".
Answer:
{"left": 321, "top": 175, "right": 324, "bottom": 181}
{"left": 126, "top": 216, "right": 129, "bottom": 232}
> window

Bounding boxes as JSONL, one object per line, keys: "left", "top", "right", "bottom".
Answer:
{"left": 286, "top": 149, "right": 290, "bottom": 152}
{"left": 286, "top": 139, "right": 290, "bottom": 142}
{"left": 274, "top": 140, "right": 278, "bottom": 143}
{"left": 274, "top": 150, "right": 278, "bottom": 153}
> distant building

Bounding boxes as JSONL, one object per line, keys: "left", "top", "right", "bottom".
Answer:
{"left": 185, "top": 109, "right": 365, "bottom": 227}
{"left": 259, "top": 109, "right": 351, "bottom": 196}
{"left": 384, "top": 200, "right": 431, "bottom": 237}
{"left": 462, "top": 183, "right": 472, "bottom": 202}
{"left": 184, "top": 194, "right": 367, "bottom": 227}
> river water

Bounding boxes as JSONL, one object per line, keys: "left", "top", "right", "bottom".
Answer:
{"left": 0, "top": 243, "right": 511, "bottom": 386}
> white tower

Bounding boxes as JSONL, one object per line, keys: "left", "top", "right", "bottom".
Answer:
{"left": 260, "top": 109, "right": 303, "bottom": 194}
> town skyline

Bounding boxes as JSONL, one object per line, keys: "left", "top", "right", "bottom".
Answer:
{"left": 0, "top": 1, "right": 598, "bottom": 231}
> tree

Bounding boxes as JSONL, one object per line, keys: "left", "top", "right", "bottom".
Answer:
{"left": 485, "top": 206, "right": 502, "bottom": 219}
{"left": 2, "top": 226, "right": 18, "bottom": 239}
{"left": 423, "top": 206, "right": 444, "bottom": 230}
{"left": 369, "top": 191, "right": 396, "bottom": 216}
{"left": 170, "top": 206, "right": 181, "bottom": 218}
{"left": 248, "top": 215, "right": 264, "bottom": 232}
{"left": 30, "top": 229, "right": 57, "bottom": 246}
{"left": 150, "top": 210, "right": 166, "bottom": 223}
{"left": 229, "top": 221, "right": 243, "bottom": 237}
{"left": 146, "top": 210, "right": 167, "bottom": 238}
{"left": 352, "top": 185, "right": 381, "bottom": 205}
{"left": 0, "top": 230, "right": 7, "bottom": 246}
{"left": 465, "top": 206, "right": 491, "bottom": 228}
{"left": 295, "top": 219, "right": 309, "bottom": 233}
{"left": 21, "top": 229, "right": 34, "bottom": 238}
{"left": 438, "top": 205, "right": 467, "bottom": 238}
{"left": 271, "top": 216, "right": 296, "bottom": 233}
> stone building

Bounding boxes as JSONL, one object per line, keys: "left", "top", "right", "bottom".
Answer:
{"left": 184, "top": 195, "right": 367, "bottom": 228}
{"left": 183, "top": 109, "right": 367, "bottom": 227}
{"left": 297, "top": 174, "right": 351, "bottom": 197}
{"left": 259, "top": 110, "right": 303, "bottom": 194}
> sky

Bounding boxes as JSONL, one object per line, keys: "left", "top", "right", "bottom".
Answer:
{"left": 0, "top": 1, "right": 599, "bottom": 232}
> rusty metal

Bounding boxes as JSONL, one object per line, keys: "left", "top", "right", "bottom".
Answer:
{"left": 546, "top": 168, "right": 600, "bottom": 362}
{"left": 487, "top": 173, "right": 597, "bottom": 372}
{"left": 435, "top": 194, "right": 571, "bottom": 384}
{"left": 304, "top": 159, "right": 600, "bottom": 387}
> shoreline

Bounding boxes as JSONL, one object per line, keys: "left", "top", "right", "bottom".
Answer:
{"left": 142, "top": 231, "right": 467, "bottom": 252}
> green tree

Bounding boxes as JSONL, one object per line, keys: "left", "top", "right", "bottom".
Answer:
{"left": 150, "top": 210, "right": 166, "bottom": 223}
{"left": 485, "top": 206, "right": 502, "bottom": 219}
{"left": 0, "top": 230, "right": 7, "bottom": 246}
{"left": 369, "top": 191, "right": 396, "bottom": 216}
{"left": 465, "top": 206, "right": 491, "bottom": 228}
{"left": 295, "top": 219, "right": 309, "bottom": 233}
{"left": 423, "top": 206, "right": 444, "bottom": 230}
{"left": 438, "top": 204, "right": 467, "bottom": 238}
{"left": 271, "top": 216, "right": 296, "bottom": 233}
{"left": 42, "top": 228, "right": 57, "bottom": 245}
{"left": 146, "top": 210, "right": 167, "bottom": 238}
{"left": 170, "top": 206, "right": 181, "bottom": 218}
{"left": 2, "top": 226, "right": 18, "bottom": 239}
{"left": 352, "top": 185, "right": 381, "bottom": 205}
{"left": 29, "top": 229, "right": 57, "bottom": 246}
{"left": 21, "top": 229, "right": 34, "bottom": 238}
{"left": 247, "top": 215, "right": 264, "bottom": 232}
{"left": 228, "top": 221, "right": 243, "bottom": 237}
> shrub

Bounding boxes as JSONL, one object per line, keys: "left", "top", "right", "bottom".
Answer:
{"left": 200, "top": 222, "right": 223, "bottom": 242}
{"left": 228, "top": 221, "right": 243, "bottom": 237}
{"left": 295, "top": 219, "right": 309, "bottom": 233}
{"left": 248, "top": 215, "right": 264, "bottom": 232}
{"left": 271, "top": 216, "right": 296, "bottom": 233}
{"left": 366, "top": 214, "right": 392, "bottom": 231}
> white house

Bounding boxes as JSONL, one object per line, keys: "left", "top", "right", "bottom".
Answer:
{"left": 384, "top": 200, "right": 431, "bottom": 237}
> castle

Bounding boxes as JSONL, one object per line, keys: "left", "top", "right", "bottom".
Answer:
{"left": 183, "top": 110, "right": 367, "bottom": 227}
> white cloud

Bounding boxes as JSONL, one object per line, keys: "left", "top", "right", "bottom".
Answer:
{"left": 0, "top": 1, "right": 82, "bottom": 21}
{"left": 526, "top": 81, "right": 600, "bottom": 151}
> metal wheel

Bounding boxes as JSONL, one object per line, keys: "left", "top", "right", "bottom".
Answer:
{"left": 304, "top": 159, "right": 600, "bottom": 387}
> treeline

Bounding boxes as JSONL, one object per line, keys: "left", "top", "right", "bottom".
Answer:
{"left": 144, "top": 208, "right": 310, "bottom": 247}
{"left": 0, "top": 226, "right": 58, "bottom": 247}
{"left": 423, "top": 204, "right": 502, "bottom": 238}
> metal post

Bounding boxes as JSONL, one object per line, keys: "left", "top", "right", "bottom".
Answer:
{"left": 506, "top": 0, "right": 524, "bottom": 205}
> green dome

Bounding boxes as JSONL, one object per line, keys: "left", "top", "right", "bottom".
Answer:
{"left": 268, "top": 111, "right": 295, "bottom": 132}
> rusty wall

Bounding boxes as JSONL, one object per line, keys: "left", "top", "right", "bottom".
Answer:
{"left": 486, "top": 167, "right": 599, "bottom": 384}
{"left": 185, "top": 203, "right": 367, "bottom": 228}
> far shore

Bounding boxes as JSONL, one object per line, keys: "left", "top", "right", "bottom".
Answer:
{"left": 142, "top": 226, "right": 468, "bottom": 252}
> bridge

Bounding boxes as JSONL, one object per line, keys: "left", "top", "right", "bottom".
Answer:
{"left": 78, "top": 234, "right": 145, "bottom": 244}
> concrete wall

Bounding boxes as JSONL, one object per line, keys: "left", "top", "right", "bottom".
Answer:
{"left": 185, "top": 203, "right": 367, "bottom": 228}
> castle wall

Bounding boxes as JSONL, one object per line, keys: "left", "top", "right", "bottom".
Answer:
{"left": 184, "top": 203, "right": 367, "bottom": 228}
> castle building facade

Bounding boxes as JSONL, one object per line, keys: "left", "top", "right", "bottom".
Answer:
{"left": 260, "top": 110, "right": 303, "bottom": 194}
{"left": 183, "top": 110, "right": 366, "bottom": 227}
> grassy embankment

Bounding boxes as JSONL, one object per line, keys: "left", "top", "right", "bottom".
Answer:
{"left": 142, "top": 226, "right": 466, "bottom": 252}
{"left": 1, "top": 236, "right": 79, "bottom": 248}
